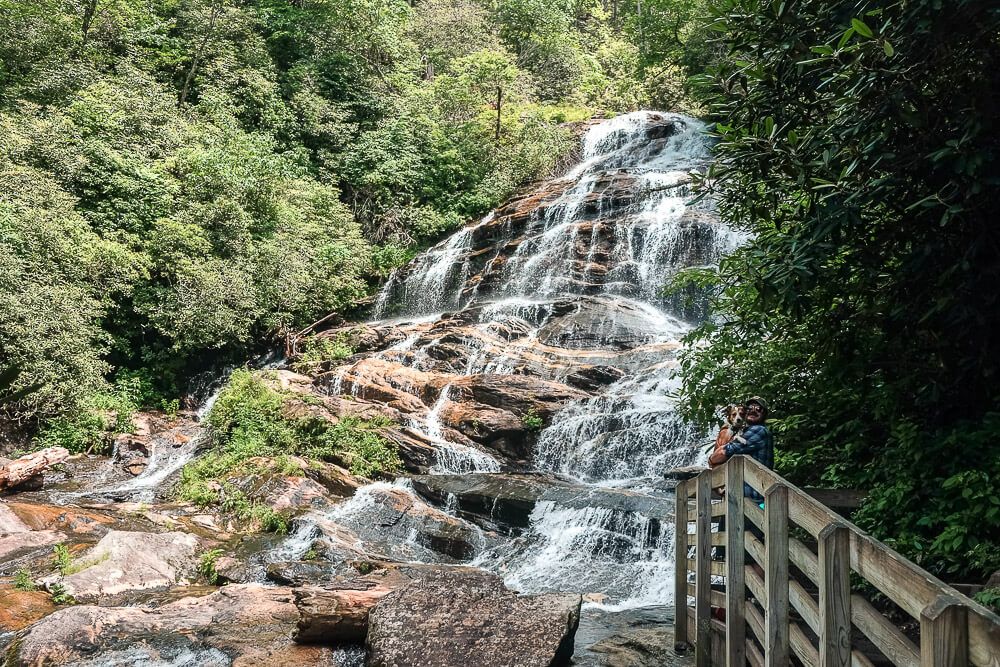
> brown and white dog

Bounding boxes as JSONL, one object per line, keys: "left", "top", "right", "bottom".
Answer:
{"left": 709, "top": 403, "right": 745, "bottom": 467}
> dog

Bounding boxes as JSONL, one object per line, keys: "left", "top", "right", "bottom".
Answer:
{"left": 708, "top": 403, "right": 745, "bottom": 468}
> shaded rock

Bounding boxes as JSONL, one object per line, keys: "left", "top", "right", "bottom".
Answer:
{"left": 7, "top": 584, "right": 305, "bottom": 666}
{"left": 42, "top": 530, "right": 199, "bottom": 602}
{"left": 213, "top": 556, "right": 255, "bottom": 584}
{"left": 0, "top": 590, "right": 56, "bottom": 631}
{"left": 587, "top": 627, "right": 675, "bottom": 667}
{"left": 266, "top": 560, "right": 356, "bottom": 586}
{"left": 367, "top": 568, "right": 581, "bottom": 667}
{"left": 294, "top": 584, "right": 392, "bottom": 643}
{"left": 0, "top": 529, "right": 66, "bottom": 564}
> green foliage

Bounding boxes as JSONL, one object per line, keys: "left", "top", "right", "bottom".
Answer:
{"left": 680, "top": 0, "right": 1000, "bottom": 579}
{"left": 13, "top": 568, "right": 36, "bottom": 592}
{"left": 179, "top": 370, "right": 400, "bottom": 506}
{"left": 51, "top": 544, "right": 72, "bottom": 575}
{"left": 293, "top": 335, "right": 353, "bottom": 373}
{"left": 197, "top": 548, "right": 225, "bottom": 585}
{"left": 48, "top": 582, "right": 75, "bottom": 606}
{"left": 521, "top": 408, "right": 544, "bottom": 432}
{"left": 974, "top": 588, "right": 1000, "bottom": 616}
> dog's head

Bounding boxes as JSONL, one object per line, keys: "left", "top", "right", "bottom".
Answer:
{"left": 723, "top": 404, "right": 746, "bottom": 430}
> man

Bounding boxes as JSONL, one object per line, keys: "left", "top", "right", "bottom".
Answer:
{"left": 722, "top": 396, "right": 774, "bottom": 502}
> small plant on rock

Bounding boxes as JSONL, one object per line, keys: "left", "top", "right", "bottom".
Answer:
{"left": 198, "top": 548, "right": 225, "bottom": 585}
{"left": 49, "top": 583, "right": 75, "bottom": 605}
{"left": 51, "top": 544, "right": 72, "bottom": 575}
{"left": 13, "top": 568, "right": 36, "bottom": 591}
{"left": 522, "top": 408, "right": 544, "bottom": 432}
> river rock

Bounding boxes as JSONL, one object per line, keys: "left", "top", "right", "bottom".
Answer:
{"left": 586, "top": 627, "right": 676, "bottom": 667}
{"left": 0, "top": 590, "right": 56, "bottom": 631}
{"left": 5, "top": 584, "right": 338, "bottom": 666}
{"left": 367, "top": 568, "right": 582, "bottom": 667}
{"left": 41, "top": 530, "right": 199, "bottom": 602}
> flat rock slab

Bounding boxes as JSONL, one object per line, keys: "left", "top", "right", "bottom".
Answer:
{"left": 43, "top": 529, "right": 199, "bottom": 601}
{"left": 0, "top": 590, "right": 57, "bottom": 631}
{"left": 587, "top": 627, "right": 676, "bottom": 667}
{"left": 367, "top": 568, "right": 581, "bottom": 667}
{"left": 6, "top": 584, "right": 329, "bottom": 666}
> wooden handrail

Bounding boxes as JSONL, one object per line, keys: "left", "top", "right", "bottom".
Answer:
{"left": 673, "top": 456, "right": 1000, "bottom": 666}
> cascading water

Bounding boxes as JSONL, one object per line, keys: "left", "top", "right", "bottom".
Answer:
{"left": 348, "top": 110, "right": 743, "bottom": 611}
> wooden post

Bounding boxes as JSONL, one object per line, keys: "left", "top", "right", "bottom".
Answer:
{"left": 674, "top": 478, "right": 690, "bottom": 649}
{"left": 726, "top": 457, "right": 747, "bottom": 667}
{"left": 919, "top": 595, "right": 968, "bottom": 667}
{"left": 764, "top": 484, "right": 789, "bottom": 667}
{"left": 695, "top": 471, "right": 712, "bottom": 667}
{"left": 818, "top": 523, "right": 851, "bottom": 667}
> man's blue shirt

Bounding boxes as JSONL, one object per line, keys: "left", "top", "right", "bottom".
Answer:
{"left": 724, "top": 424, "right": 774, "bottom": 500}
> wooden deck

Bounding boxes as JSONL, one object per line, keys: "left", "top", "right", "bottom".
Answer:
{"left": 673, "top": 456, "right": 1000, "bottom": 666}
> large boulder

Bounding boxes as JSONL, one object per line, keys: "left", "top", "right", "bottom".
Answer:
{"left": 366, "top": 568, "right": 581, "bottom": 667}
{"left": 5, "top": 584, "right": 352, "bottom": 666}
{"left": 41, "top": 530, "right": 199, "bottom": 602}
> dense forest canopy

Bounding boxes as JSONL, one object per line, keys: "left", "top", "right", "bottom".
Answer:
{"left": 2, "top": 0, "right": 999, "bottom": 589}
{"left": 0, "top": 0, "right": 707, "bottom": 431}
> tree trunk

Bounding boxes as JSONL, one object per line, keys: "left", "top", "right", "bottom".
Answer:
{"left": 179, "top": 0, "right": 223, "bottom": 106}
{"left": 80, "top": 0, "right": 99, "bottom": 51}
{"left": 293, "top": 585, "right": 392, "bottom": 644}
{"left": 0, "top": 447, "right": 70, "bottom": 492}
{"left": 495, "top": 85, "right": 502, "bottom": 142}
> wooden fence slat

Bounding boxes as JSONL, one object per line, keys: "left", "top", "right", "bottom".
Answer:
{"left": 765, "top": 484, "right": 790, "bottom": 667}
{"left": 746, "top": 564, "right": 765, "bottom": 603}
{"left": 673, "top": 478, "right": 689, "bottom": 648}
{"left": 746, "top": 533, "right": 766, "bottom": 567}
{"left": 747, "top": 640, "right": 765, "bottom": 667}
{"left": 851, "top": 594, "right": 920, "bottom": 667}
{"left": 850, "top": 531, "right": 948, "bottom": 620}
{"left": 790, "top": 578, "right": 820, "bottom": 633}
{"left": 747, "top": 597, "right": 767, "bottom": 646}
{"left": 687, "top": 583, "right": 726, "bottom": 608}
{"left": 790, "top": 620, "right": 821, "bottom": 667}
{"left": 687, "top": 558, "right": 726, "bottom": 576}
{"left": 695, "top": 472, "right": 712, "bottom": 667}
{"left": 789, "top": 535, "right": 820, "bottom": 582}
{"left": 687, "top": 502, "right": 726, "bottom": 520}
{"left": 744, "top": 458, "right": 781, "bottom": 499}
{"left": 967, "top": 606, "right": 1000, "bottom": 667}
{"left": 726, "top": 457, "right": 747, "bottom": 667}
{"left": 920, "top": 595, "right": 968, "bottom": 667}
{"left": 819, "top": 523, "right": 851, "bottom": 667}
{"left": 744, "top": 496, "right": 765, "bottom": 529}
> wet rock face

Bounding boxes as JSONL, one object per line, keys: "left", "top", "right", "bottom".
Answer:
{"left": 367, "top": 569, "right": 582, "bottom": 667}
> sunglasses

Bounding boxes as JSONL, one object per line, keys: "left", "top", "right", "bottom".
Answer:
{"left": 746, "top": 405, "right": 763, "bottom": 412}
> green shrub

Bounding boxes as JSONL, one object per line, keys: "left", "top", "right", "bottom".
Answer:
{"left": 48, "top": 582, "right": 75, "bottom": 605}
{"left": 197, "top": 548, "right": 225, "bottom": 585}
{"left": 51, "top": 544, "right": 72, "bottom": 575}
{"left": 293, "top": 335, "right": 354, "bottom": 372}
{"left": 521, "top": 408, "right": 543, "bottom": 432}
{"left": 13, "top": 568, "right": 36, "bottom": 591}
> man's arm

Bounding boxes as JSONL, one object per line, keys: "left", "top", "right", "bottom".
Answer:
{"left": 724, "top": 425, "right": 768, "bottom": 457}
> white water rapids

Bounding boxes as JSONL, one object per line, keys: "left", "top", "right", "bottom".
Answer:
{"left": 327, "top": 111, "right": 743, "bottom": 610}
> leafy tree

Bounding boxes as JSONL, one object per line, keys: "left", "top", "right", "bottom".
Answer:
{"left": 677, "top": 0, "right": 1000, "bottom": 579}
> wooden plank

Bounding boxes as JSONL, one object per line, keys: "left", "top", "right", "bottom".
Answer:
{"left": 746, "top": 564, "right": 765, "bottom": 604}
{"left": 765, "top": 484, "right": 790, "bottom": 667}
{"left": 790, "top": 578, "right": 820, "bottom": 634}
{"left": 967, "top": 606, "right": 1000, "bottom": 667}
{"left": 687, "top": 558, "right": 726, "bottom": 576}
{"left": 744, "top": 496, "right": 764, "bottom": 529}
{"left": 789, "top": 535, "right": 820, "bottom": 583}
{"left": 803, "top": 487, "right": 867, "bottom": 509}
{"left": 747, "top": 640, "right": 764, "bottom": 667}
{"left": 711, "top": 465, "right": 726, "bottom": 488}
{"left": 687, "top": 501, "right": 726, "bottom": 520}
{"left": 849, "top": 531, "right": 948, "bottom": 620}
{"left": 747, "top": 597, "right": 766, "bottom": 646}
{"left": 787, "top": 485, "right": 835, "bottom": 538}
{"left": 746, "top": 532, "right": 765, "bottom": 568}
{"left": 919, "top": 595, "right": 968, "bottom": 667}
{"left": 743, "top": 457, "right": 780, "bottom": 499}
{"left": 819, "top": 523, "right": 851, "bottom": 667}
{"left": 695, "top": 471, "right": 712, "bottom": 667}
{"left": 687, "top": 584, "right": 726, "bottom": 609}
{"left": 851, "top": 594, "right": 919, "bottom": 667}
{"left": 673, "top": 478, "right": 689, "bottom": 647}
{"left": 711, "top": 531, "right": 726, "bottom": 546}
{"left": 726, "top": 457, "right": 746, "bottom": 667}
{"left": 790, "top": 620, "right": 820, "bottom": 667}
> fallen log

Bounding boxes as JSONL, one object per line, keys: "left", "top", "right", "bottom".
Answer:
{"left": 0, "top": 447, "right": 70, "bottom": 491}
{"left": 293, "top": 584, "right": 392, "bottom": 643}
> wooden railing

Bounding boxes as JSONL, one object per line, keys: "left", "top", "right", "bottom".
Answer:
{"left": 673, "top": 456, "right": 1000, "bottom": 666}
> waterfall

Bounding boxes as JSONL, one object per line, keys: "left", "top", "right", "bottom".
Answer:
{"left": 327, "top": 111, "right": 739, "bottom": 609}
